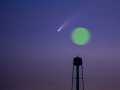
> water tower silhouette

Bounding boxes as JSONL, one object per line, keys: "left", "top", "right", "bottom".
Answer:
{"left": 71, "top": 56, "right": 84, "bottom": 90}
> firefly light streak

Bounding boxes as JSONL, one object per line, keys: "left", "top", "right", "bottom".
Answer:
{"left": 71, "top": 27, "right": 90, "bottom": 45}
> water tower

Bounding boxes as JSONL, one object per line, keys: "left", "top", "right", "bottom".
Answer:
{"left": 71, "top": 56, "right": 84, "bottom": 90}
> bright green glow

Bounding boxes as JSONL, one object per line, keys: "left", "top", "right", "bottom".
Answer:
{"left": 71, "top": 27, "right": 90, "bottom": 45}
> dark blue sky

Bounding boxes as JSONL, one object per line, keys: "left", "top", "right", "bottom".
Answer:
{"left": 1, "top": 0, "right": 120, "bottom": 90}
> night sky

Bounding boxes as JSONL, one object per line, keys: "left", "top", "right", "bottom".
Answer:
{"left": 1, "top": 0, "right": 120, "bottom": 90}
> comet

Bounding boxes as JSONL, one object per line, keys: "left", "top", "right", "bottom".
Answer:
{"left": 57, "top": 20, "right": 68, "bottom": 32}
{"left": 57, "top": 17, "right": 73, "bottom": 32}
{"left": 58, "top": 26, "right": 63, "bottom": 32}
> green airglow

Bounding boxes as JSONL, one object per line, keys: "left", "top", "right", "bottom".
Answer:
{"left": 71, "top": 27, "right": 90, "bottom": 45}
